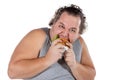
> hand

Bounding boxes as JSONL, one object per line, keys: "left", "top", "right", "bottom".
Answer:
{"left": 45, "top": 39, "right": 65, "bottom": 65}
{"left": 64, "top": 43, "right": 77, "bottom": 68}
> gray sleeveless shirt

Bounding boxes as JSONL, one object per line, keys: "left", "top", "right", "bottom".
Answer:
{"left": 25, "top": 28, "right": 82, "bottom": 80}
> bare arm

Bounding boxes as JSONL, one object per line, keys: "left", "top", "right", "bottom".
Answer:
{"left": 8, "top": 29, "right": 65, "bottom": 79}
{"left": 8, "top": 29, "right": 51, "bottom": 78}
{"left": 65, "top": 36, "right": 96, "bottom": 80}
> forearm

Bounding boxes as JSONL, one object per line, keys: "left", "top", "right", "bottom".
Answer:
{"left": 70, "top": 62, "right": 96, "bottom": 80}
{"left": 8, "top": 57, "right": 51, "bottom": 79}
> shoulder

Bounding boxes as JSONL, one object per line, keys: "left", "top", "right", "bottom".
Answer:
{"left": 78, "top": 36, "right": 87, "bottom": 48}
{"left": 11, "top": 28, "right": 47, "bottom": 60}
{"left": 22, "top": 28, "right": 47, "bottom": 42}
{"left": 21, "top": 28, "right": 47, "bottom": 47}
{"left": 17, "top": 28, "right": 48, "bottom": 52}
{"left": 77, "top": 35, "right": 89, "bottom": 56}
{"left": 27, "top": 28, "right": 46, "bottom": 37}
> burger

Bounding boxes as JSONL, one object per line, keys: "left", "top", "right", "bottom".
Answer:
{"left": 59, "top": 38, "right": 69, "bottom": 50}
{"left": 52, "top": 34, "right": 70, "bottom": 50}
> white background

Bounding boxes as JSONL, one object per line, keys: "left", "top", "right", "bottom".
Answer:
{"left": 0, "top": 0, "right": 120, "bottom": 80}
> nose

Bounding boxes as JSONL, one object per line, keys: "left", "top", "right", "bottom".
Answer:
{"left": 62, "top": 30, "right": 69, "bottom": 38}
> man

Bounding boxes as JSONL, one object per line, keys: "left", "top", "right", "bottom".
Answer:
{"left": 8, "top": 4, "right": 96, "bottom": 80}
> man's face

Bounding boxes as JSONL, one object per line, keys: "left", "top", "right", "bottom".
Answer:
{"left": 50, "top": 12, "right": 81, "bottom": 43}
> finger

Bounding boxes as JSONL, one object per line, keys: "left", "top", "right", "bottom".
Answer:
{"left": 66, "top": 42, "right": 73, "bottom": 49}
{"left": 56, "top": 47, "right": 66, "bottom": 54}
{"left": 56, "top": 50, "right": 63, "bottom": 59}
{"left": 59, "top": 47, "right": 67, "bottom": 54}
{"left": 66, "top": 49, "right": 72, "bottom": 53}
{"left": 51, "top": 38, "right": 62, "bottom": 46}
{"left": 56, "top": 43, "right": 65, "bottom": 49}
{"left": 65, "top": 49, "right": 74, "bottom": 57}
{"left": 59, "top": 55, "right": 63, "bottom": 59}
{"left": 65, "top": 52, "right": 71, "bottom": 57}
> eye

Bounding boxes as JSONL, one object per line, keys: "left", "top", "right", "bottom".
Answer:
{"left": 58, "top": 25, "right": 64, "bottom": 29}
{"left": 69, "top": 29, "right": 76, "bottom": 33}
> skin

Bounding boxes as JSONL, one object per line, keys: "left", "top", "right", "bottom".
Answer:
{"left": 8, "top": 12, "right": 96, "bottom": 80}
{"left": 50, "top": 12, "right": 80, "bottom": 43}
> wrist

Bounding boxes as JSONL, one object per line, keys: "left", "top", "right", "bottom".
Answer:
{"left": 40, "top": 56, "right": 52, "bottom": 67}
{"left": 44, "top": 55, "right": 55, "bottom": 66}
{"left": 69, "top": 61, "right": 78, "bottom": 70}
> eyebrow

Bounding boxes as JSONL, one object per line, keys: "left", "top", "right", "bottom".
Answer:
{"left": 71, "top": 27, "right": 77, "bottom": 30}
{"left": 59, "top": 22, "right": 77, "bottom": 30}
{"left": 59, "top": 22, "right": 64, "bottom": 25}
